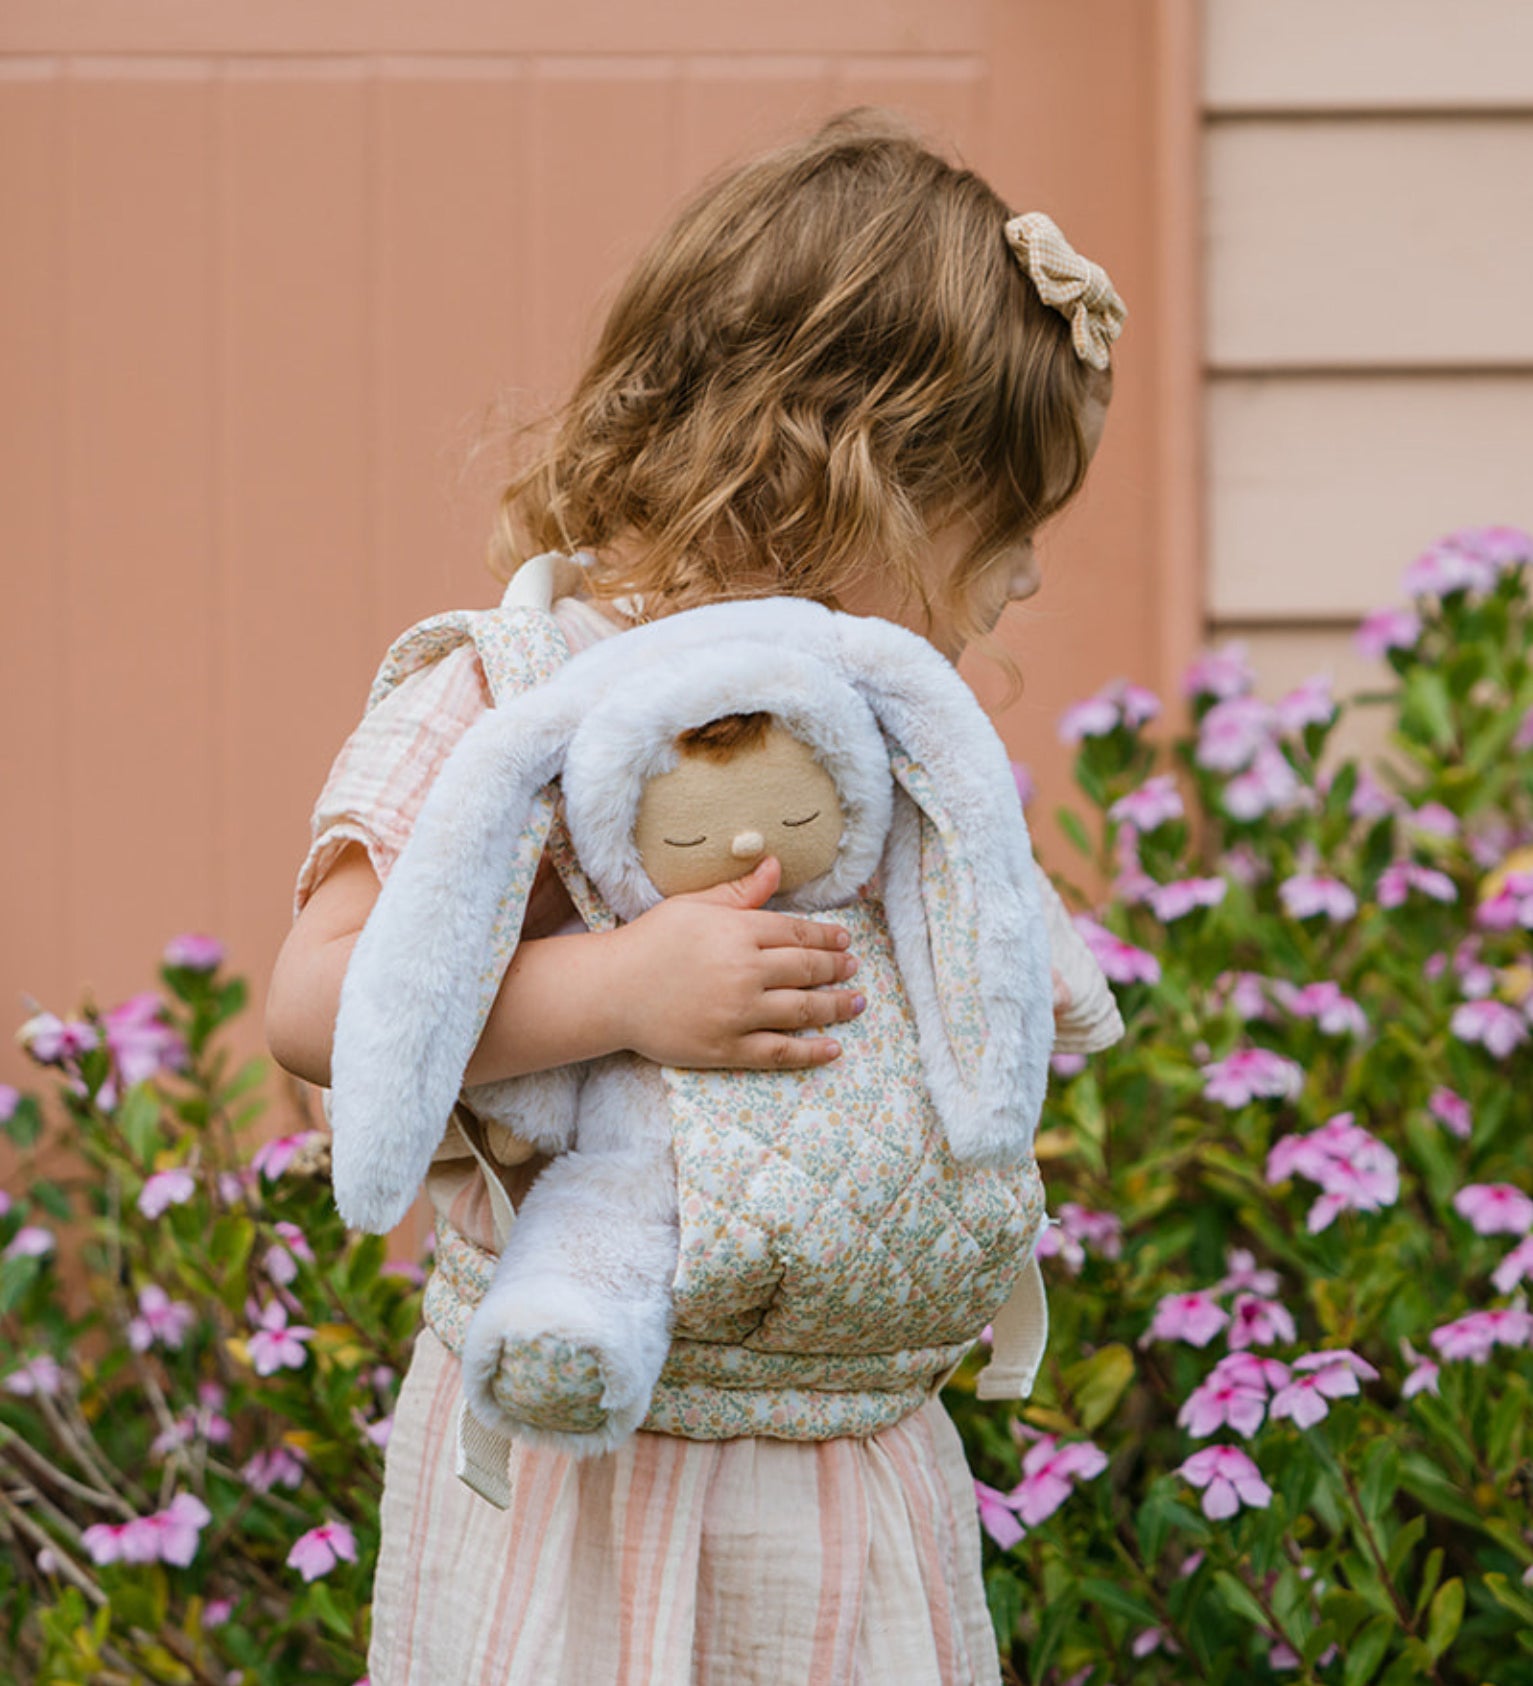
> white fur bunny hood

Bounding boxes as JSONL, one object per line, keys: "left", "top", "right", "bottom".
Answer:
{"left": 329, "top": 595, "right": 1058, "bottom": 1234}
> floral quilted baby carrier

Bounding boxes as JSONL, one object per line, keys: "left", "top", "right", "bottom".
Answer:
{"left": 327, "top": 559, "right": 1123, "bottom": 1499}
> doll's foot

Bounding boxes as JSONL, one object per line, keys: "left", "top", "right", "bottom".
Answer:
{"left": 490, "top": 1332, "right": 610, "bottom": 1435}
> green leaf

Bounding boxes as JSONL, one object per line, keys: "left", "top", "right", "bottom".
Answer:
{"left": 208, "top": 1213, "right": 255, "bottom": 1282}
{"left": 1483, "top": 1572, "right": 1533, "bottom": 1626}
{"left": 984, "top": 1567, "right": 1024, "bottom": 1650}
{"left": 1080, "top": 1577, "right": 1158, "bottom": 1628}
{"left": 4, "top": 1094, "right": 43, "bottom": 1149}
{"left": 1062, "top": 1344, "right": 1134, "bottom": 1433}
{"left": 0, "top": 1254, "right": 42, "bottom": 1315}
{"left": 1212, "top": 1569, "right": 1268, "bottom": 1630}
{"left": 1027, "top": 1590, "right": 1079, "bottom": 1679}
{"left": 117, "top": 1083, "right": 163, "bottom": 1165}
{"left": 303, "top": 1579, "right": 355, "bottom": 1643}
{"left": 30, "top": 1179, "right": 73, "bottom": 1223}
{"left": 1412, "top": 1548, "right": 1443, "bottom": 1622}
{"left": 1342, "top": 1613, "right": 1395, "bottom": 1686}
{"left": 1424, "top": 1577, "right": 1462, "bottom": 1662}
{"left": 1385, "top": 1513, "right": 1425, "bottom": 1579}
{"left": 1056, "top": 806, "right": 1094, "bottom": 859}
{"left": 1359, "top": 1439, "right": 1399, "bottom": 1522}
{"left": 218, "top": 1056, "right": 268, "bottom": 1107}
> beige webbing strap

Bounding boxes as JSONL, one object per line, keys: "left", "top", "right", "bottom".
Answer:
{"left": 975, "top": 1256, "right": 1049, "bottom": 1401}
{"left": 450, "top": 1112, "right": 518, "bottom": 1508}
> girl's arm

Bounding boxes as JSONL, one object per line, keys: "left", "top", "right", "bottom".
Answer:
{"left": 264, "top": 843, "right": 863, "bottom": 1090}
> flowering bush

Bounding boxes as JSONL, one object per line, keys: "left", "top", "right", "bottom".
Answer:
{"left": 947, "top": 526, "right": 1533, "bottom": 1684}
{"left": 0, "top": 940, "right": 424, "bottom": 1682}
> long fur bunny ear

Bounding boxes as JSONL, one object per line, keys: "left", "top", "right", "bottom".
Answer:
{"left": 832, "top": 613, "right": 1054, "bottom": 1167}
{"left": 328, "top": 685, "right": 584, "bottom": 1233}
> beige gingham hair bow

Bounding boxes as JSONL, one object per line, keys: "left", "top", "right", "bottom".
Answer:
{"left": 1004, "top": 212, "right": 1126, "bottom": 372}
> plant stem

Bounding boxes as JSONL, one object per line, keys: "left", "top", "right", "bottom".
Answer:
{"left": 1337, "top": 1461, "right": 1448, "bottom": 1686}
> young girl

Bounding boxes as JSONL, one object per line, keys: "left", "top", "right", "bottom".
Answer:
{"left": 266, "top": 107, "right": 1122, "bottom": 1686}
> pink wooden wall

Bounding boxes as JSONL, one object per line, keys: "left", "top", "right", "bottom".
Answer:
{"left": 0, "top": 4, "right": 1203, "bottom": 1139}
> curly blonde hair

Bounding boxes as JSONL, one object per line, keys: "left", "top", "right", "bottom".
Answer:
{"left": 488, "top": 107, "right": 1113, "bottom": 648}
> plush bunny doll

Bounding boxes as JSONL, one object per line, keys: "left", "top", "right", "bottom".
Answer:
{"left": 329, "top": 596, "right": 1121, "bottom": 1471}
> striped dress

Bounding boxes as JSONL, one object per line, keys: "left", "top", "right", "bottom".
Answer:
{"left": 295, "top": 593, "right": 1004, "bottom": 1685}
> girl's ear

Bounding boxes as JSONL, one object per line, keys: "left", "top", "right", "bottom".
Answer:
{"left": 833, "top": 615, "right": 1054, "bottom": 1166}
{"left": 328, "top": 689, "right": 581, "bottom": 1233}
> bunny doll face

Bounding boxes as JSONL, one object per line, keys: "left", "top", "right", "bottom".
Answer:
{"left": 633, "top": 717, "right": 845, "bottom": 896}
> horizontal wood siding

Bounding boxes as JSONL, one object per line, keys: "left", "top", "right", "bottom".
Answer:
{"left": 1201, "top": 1, "right": 1533, "bottom": 743}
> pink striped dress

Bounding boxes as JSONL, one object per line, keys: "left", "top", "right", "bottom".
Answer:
{"left": 295, "top": 593, "right": 1004, "bottom": 1686}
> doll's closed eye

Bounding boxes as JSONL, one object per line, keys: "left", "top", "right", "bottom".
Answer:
{"left": 782, "top": 811, "right": 821, "bottom": 828}
{"left": 663, "top": 834, "right": 707, "bottom": 848}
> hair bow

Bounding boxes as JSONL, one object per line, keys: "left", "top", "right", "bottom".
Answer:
{"left": 1004, "top": 211, "right": 1126, "bottom": 372}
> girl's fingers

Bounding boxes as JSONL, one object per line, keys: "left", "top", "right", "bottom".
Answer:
{"left": 734, "top": 1031, "right": 844, "bottom": 1070}
{"left": 753, "top": 986, "right": 866, "bottom": 1033}
{"left": 757, "top": 946, "right": 859, "bottom": 991}
{"left": 748, "top": 910, "right": 851, "bottom": 952}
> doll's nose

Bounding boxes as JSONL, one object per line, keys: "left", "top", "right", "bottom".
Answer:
{"left": 730, "top": 830, "right": 766, "bottom": 861}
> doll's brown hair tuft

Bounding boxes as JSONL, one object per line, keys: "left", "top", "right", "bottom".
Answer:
{"left": 488, "top": 106, "right": 1110, "bottom": 652}
{"left": 674, "top": 712, "right": 775, "bottom": 762}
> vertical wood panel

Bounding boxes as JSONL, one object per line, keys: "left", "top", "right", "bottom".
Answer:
{"left": 675, "top": 57, "right": 833, "bottom": 184}
{"left": 219, "top": 68, "right": 372, "bottom": 993}
{"left": 375, "top": 67, "right": 531, "bottom": 628}
{"left": 0, "top": 75, "right": 69, "bottom": 1033}
{"left": 63, "top": 71, "right": 218, "bottom": 1004}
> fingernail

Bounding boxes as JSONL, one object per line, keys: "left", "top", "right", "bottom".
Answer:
{"left": 843, "top": 955, "right": 860, "bottom": 978}
{"left": 851, "top": 994, "right": 867, "bottom": 1015}
{"left": 824, "top": 1041, "right": 842, "bottom": 1060}
{"left": 833, "top": 929, "right": 850, "bottom": 949}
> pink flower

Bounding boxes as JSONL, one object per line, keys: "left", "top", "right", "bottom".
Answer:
{"left": 1453, "top": 1183, "right": 1533, "bottom": 1237}
{"left": 1515, "top": 707, "right": 1533, "bottom": 754}
{"left": 363, "top": 1413, "right": 393, "bottom": 1450}
{"left": 263, "top": 1220, "right": 316, "bottom": 1286}
{"left": 1267, "top": 1113, "right": 1399, "bottom": 1232}
{"left": 1270, "top": 1352, "right": 1372, "bottom": 1427}
{"left": 1185, "top": 641, "right": 1255, "bottom": 702}
{"left": 203, "top": 1598, "right": 234, "bottom": 1628}
{"left": 1073, "top": 915, "right": 1161, "bottom": 986}
{"left": 1279, "top": 874, "right": 1357, "bottom": 922}
{"left": 1274, "top": 674, "right": 1335, "bottom": 735}
{"left": 1476, "top": 872, "right": 1533, "bottom": 931}
{"left": 1133, "top": 1627, "right": 1181, "bottom": 1658}
{"left": 1377, "top": 861, "right": 1457, "bottom": 909}
{"left": 1012, "top": 1436, "right": 1109, "bottom": 1525}
{"left": 1059, "top": 1203, "right": 1123, "bottom": 1260}
{"left": 1228, "top": 1295, "right": 1297, "bottom": 1350}
{"left": 1211, "top": 1351, "right": 1291, "bottom": 1395}
{"left": 138, "top": 1168, "right": 196, "bottom": 1220}
{"left": 4, "top": 1355, "right": 63, "bottom": 1396}
{"left": 1430, "top": 1306, "right": 1533, "bottom": 1363}
{"left": 103, "top": 993, "right": 187, "bottom": 1087}
{"left": 1035, "top": 1222, "right": 1084, "bottom": 1274}
{"left": 1446, "top": 524, "right": 1531, "bottom": 569}
{"left": 127, "top": 1284, "right": 196, "bottom": 1353}
{"left": 1196, "top": 696, "right": 1273, "bottom": 773}
{"left": 83, "top": 1494, "right": 211, "bottom": 1568}
{"left": 1144, "top": 1291, "right": 1230, "bottom": 1348}
{"left": 1428, "top": 1087, "right": 1473, "bottom": 1140}
{"left": 1213, "top": 972, "right": 1275, "bottom": 1024}
{"left": 1217, "top": 1249, "right": 1281, "bottom": 1298}
{"left": 1146, "top": 876, "right": 1227, "bottom": 922}
{"left": 1059, "top": 679, "right": 1161, "bottom": 743}
{"left": 1451, "top": 999, "right": 1529, "bottom": 1059}
{"left": 1403, "top": 538, "right": 1498, "bottom": 599}
{"left": 1178, "top": 1445, "right": 1272, "bottom": 1519}
{"left": 1223, "top": 743, "right": 1303, "bottom": 821}
{"left": 1200, "top": 1048, "right": 1303, "bottom": 1109}
{"left": 0, "top": 1085, "right": 18, "bottom": 1123}
{"left": 974, "top": 1480, "right": 1025, "bottom": 1550}
{"left": 1178, "top": 1371, "right": 1267, "bottom": 1438}
{"left": 1354, "top": 607, "right": 1421, "bottom": 660}
{"left": 19, "top": 1012, "right": 98, "bottom": 1065}
{"left": 1349, "top": 768, "right": 1398, "bottom": 822}
{"left": 1220, "top": 843, "right": 1269, "bottom": 886}
{"left": 3, "top": 1226, "right": 55, "bottom": 1260}
{"left": 1492, "top": 1237, "right": 1533, "bottom": 1294}
{"left": 286, "top": 1520, "right": 358, "bottom": 1583}
{"left": 246, "top": 1300, "right": 314, "bottom": 1376}
{"left": 1049, "top": 1053, "right": 1086, "bottom": 1080}
{"left": 1272, "top": 980, "right": 1368, "bottom": 1038}
{"left": 1408, "top": 802, "right": 1460, "bottom": 839}
{"left": 241, "top": 1445, "right": 307, "bottom": 1493}
{"left": 250, "top": 1131, "right": 324, "bottom": 1182}
{"left": 1399, "top": 1338, "right": 1440, "bottom": 1399}
{"left": 163, "top": 933, "right": 225, "bottom": 972}
{"left": 1109, "top": 774, "right": 1184, "bottom": 833}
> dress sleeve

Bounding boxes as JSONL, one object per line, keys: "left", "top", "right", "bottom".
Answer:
{"left": 292, "top": 643, "right": 492, "bottom": 918}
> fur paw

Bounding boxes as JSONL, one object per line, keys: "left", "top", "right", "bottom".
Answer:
{"left": 490, "top": 1332, "right": 610, "bottom": 1434}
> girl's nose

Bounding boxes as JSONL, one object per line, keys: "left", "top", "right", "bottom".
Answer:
{"left": 730, "top": 830, "right": 766, "bottom": 860}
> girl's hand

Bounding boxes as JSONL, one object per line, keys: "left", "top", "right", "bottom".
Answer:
{"left": 603, "top": 856, "right": 865, "bottom": 1070}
